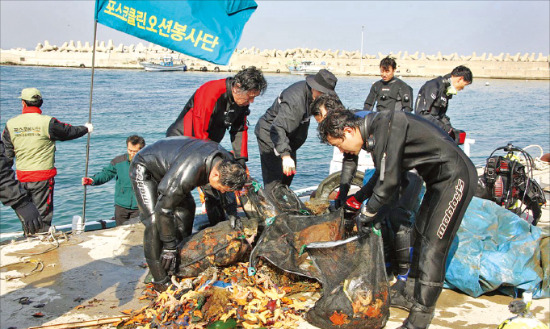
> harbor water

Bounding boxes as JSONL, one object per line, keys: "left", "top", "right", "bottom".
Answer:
{"left": 1, "top": 65, "right": 548, "bottom": 234}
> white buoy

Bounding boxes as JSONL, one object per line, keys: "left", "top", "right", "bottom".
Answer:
{"left": 485, "top": 82, "right": 490, "bottom": 86}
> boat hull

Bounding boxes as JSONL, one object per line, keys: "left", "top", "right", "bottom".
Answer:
{"left": 140, "top": 61, "right": 187, "bottom": 72}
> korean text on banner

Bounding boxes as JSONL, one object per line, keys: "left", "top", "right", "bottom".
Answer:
{"left": 95, "top": 0, "right": 257, "bottom": 65}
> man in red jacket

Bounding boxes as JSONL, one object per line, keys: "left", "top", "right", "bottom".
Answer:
{"left": 166, "top": 66, "right": 267, "bottom": 168}
{"left": 166, "top": 67, "right": 266, "bottom": 226}
{"left": 2, "top": 88, "right": 92, "bottom": 232}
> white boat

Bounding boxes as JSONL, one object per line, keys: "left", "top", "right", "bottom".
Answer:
{"left": 287, "top": 61, "right": 326, "bottom": 75}
{"left": 139, "top": 56, "right": 187, "bottom": 72}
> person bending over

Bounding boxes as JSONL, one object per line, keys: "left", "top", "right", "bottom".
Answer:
{"left": 255, "top": 69, "right": 337, "bottom": 191}
{"left": 415, "top": 65, "right": 472, "bottom": 144}
{"left": 129, "top": 137, "right": 247, "bottom": 289}
{"left": 318, "top": 109, "right": 476, "bottom": 329}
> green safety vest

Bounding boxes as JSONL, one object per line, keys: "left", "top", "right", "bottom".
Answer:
{"left": 6, "top": 113, "right": 56, "bottom": 171}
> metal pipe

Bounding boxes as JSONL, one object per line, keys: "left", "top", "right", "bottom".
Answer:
{"left": 82, "top": 19, "right": 98, "bottom": 225}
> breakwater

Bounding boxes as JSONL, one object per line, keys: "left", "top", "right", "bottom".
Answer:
{"left": 1, "top": 40, "right": 549, "bottom": 79}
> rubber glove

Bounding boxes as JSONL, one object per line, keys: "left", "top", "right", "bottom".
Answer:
{"left": 82, "top": 177, "right": 94, "bottom": 185}
{"left": 228, "top": 214, "right": 243, "bottom": 231}
{"left": 282, "top": 156, "right": 296, "bottom": 176}
{"left": 84, "top": 122, "right": 94, "bottom": 133}
{"left": 355, "top": 206, "right": 378, "bottom": 234}
{"left": 160, "top": 248, "right": 178, "bottom": 274}
{"left": 13, "top": 201, "right": 42, "bottom": 235}
{"left": 344, "top": 195, "right": 362, "bottom": 212}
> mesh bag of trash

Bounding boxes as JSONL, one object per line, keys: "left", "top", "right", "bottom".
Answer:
{"left": 305, "top": 232, "right": 389, "bottom": 329}
{"left": 242, "top": 180, "right": 310, "bottom": 221}
{"left": 250, "top": 210, "right": 389, "bottom": 329}
{"left": 176, "top": 219, "right": 258, "bottom": 277}
{"left": 249, "top": 210, "right": 345, "bottom": 278}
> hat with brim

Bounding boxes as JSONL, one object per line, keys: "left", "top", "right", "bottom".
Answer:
{"left": 306, "top": 69, "right": 337, "bottom": 95}
{"left": 19, "top": 88, "right": 42, "bottom": 101}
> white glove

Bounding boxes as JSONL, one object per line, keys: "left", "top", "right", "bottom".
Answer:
{"left": 84, "top": 122, "right": 94, "bottom": 133}
{"left": 282, "top": 156, "right": 296, "bottom": 176}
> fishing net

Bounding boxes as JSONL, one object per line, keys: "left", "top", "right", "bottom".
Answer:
{"left": 250, "top": 209, "right": 389, "bottom": 329}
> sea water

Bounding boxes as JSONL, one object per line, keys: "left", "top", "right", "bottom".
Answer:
{"left": 1, "top": 65, "right": 548, "bottom": 233}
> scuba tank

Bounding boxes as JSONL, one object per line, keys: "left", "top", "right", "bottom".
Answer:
{"left": 498, "top": 291, "right": 549, "bottom": 329}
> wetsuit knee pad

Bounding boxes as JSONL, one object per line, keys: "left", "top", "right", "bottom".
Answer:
{"left": 415, "top": 279, "right": 444, "bottom": 309}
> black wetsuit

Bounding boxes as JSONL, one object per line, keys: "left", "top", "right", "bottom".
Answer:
{"left": 254, "top": 81, "right": 313, "bottom": 189}
{"left": 340, "top": 111, "right": 477, "bottom": 322}
{"left": 129, "top": 137, "right": 237, "bottom": 282}
{"left": 363, "top": 77, "right": 414, "bottom": 112}
{"left": 414, "top": 74, "right": 455, "bottom": 134}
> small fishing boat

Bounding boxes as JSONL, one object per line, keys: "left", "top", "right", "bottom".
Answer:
{"left": 287, "top": 60, "right": 326, "bottom": 75}
{"left": 139, "top": 56, "right": 187, "bottom": 72}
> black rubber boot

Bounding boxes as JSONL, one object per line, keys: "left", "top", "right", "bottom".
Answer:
{"left": 152, "top": 275, "right": 171, "bottom": 292}
{"left": 400, "top": 303, "right": 435, "bottom": 329}
{"left": 390, "top": 277, "right": 415, "bottom": 311}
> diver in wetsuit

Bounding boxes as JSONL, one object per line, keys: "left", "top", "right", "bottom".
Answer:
{"left": 415, "top": 65, "right": 472, "bottom": 144}
{"left": 129, "top": 137, "right": 246, "bottom": 288}
{"left": 364, "top": 56, "right": 414, "bottom": 112}
{"left": 313, "top": 94, "right": 422, "bottom": 281}
{"left": 318, "top": 109, "right": 477, "bottom": 329}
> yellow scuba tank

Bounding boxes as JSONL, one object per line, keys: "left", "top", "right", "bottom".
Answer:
{"left": 498, "top": 292, "right": 549, "bottom": 329}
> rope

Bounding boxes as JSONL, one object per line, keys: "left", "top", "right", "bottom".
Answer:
{"left": 0, "top": 258, "right": 44, "bottom": 281}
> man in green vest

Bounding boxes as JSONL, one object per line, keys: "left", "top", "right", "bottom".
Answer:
{"left": 2, "top": 87, "right": 93, "bottom": 232}
{"left": 82, "top": 135, "right": 145, "bottom": 226}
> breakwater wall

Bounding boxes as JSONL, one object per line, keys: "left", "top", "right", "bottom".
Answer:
{"left": 1, "top": 40, "right": 549, "bottom": 80}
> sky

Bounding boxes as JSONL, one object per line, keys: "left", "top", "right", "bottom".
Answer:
{"left": 1, "top": 1, "right": 549, "bottom": 56}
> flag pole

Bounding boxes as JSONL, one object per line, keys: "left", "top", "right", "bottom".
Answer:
{"left": 81, "top": 18, "right": 98, "bottom": 227}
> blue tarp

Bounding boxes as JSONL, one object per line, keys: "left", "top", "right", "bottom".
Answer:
{"left": 444, "top": 197, "right": 549, "bottom": 299}
{"left": 361, "top": 170, "right": 548, "bottom": 299}
{"left": 95, "top": 0, "right": 257, "bottom": 65}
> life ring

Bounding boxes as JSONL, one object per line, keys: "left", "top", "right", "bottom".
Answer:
{"left": 346, "top": 71, "right": 351, "bottom": 76}
{"left": 201, "top": 66, "right": 208, "bottom": 72}
{"left": 276, "top": 69, "right": 281, "bottom": 73}
{"left": 241, "top": 65, "right": 246, "bottom": 70}
{"left": 214, "top": 66, "right": 220, "bottom": 72}
{"left": 79, "top": 63, "right": 86, "bottom": 68}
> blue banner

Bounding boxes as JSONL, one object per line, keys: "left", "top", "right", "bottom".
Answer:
{"left": 95, "top": 0, "right": 257, "bottom": 65}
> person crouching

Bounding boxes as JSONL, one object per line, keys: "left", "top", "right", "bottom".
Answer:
{"left": 129, "top": 137, "right": 246, "bottom": 289}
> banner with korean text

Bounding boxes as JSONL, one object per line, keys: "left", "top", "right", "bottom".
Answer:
{"left": 95, "top": 0, "right": 257, "bottom": 65}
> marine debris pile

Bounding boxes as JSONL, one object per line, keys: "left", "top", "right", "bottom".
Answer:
{"left": 117, "top": 262, "right": 321, "bottom": 328}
